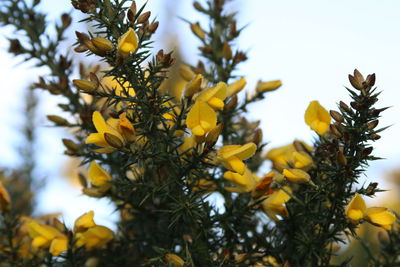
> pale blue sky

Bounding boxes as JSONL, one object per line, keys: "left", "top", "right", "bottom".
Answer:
{"left": 1, "top": 0, "right": 400, "bottom": 227}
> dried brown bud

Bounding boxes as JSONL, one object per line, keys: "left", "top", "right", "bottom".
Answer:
{"left": 193, "top": 2, "right": 206, "bottom": 12}
{"left": 233, "top": 51, "right": 248, "bottom": 64}
{"left": 348, "top": 69, "right": 366, "bottom": 90}
{"left": 339, "top": 101, "right": 351, "bottom": 113}
{"left": 199, "top": 46, "right": 213, "bottom": 54}
{"left": 350, "top": 101, "right": 361, "bottom": 110}
{"left": 369, "top": 133, "right": 381, "bottom": 140}
{"left": 230, "top": 21, "right": 239, "bottom": 37}
{"left": 74, "top": 44, "right": 88, "bottom": 53}
{"left": 8, "top": 39, "right": 24, "bottom": 55}
{"left": 225, "top": 95, "right": 238, "bottom": 110}
{"left": 336, "top": 151, "right": 347, "bottom": 166}
{"left": 148, "top": 21, "right": 159, "bottom": 33}
{"left": 365, "top": 73, "right": 376, "bottom": 87}
{"left": 75, "top": 31, "right": 90, "bottom": 43}
{"left": 89, "top": 72, "right": 100, "bottom": 87}
{"left": 130, "top": 1, "right": 137, "bottom": 16}
{"left": 365, "top": 182, "right": 378, "bottom": 196}
{"left": 137, "top": 11, "right": 151, "bottom": 24}
{"left": 329, "top": 110, "right": 344, "bottom": 123}
{"left": 252, "top": 129, "right": 263, "bottom": 145}
{"left": 222, "top": 42, "right": 233, "bottom": 59}
{"left": 61, "top": 13, "right": 72, "bottom": 28}
{"left": 367, "top": 120, "right": 379, "bottom": 130}
{"left": 330, "top": 124, "right": 342, "bottom": 138}
{"left": 362, "top": 146, "right": 373, "bottom": 157}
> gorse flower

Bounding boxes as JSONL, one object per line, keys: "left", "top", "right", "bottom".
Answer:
{"left": 218, "top": 143, "right": 257, "bottom": 175}
{"left": 196, "top": 82, "right": 227, "bottom": 110}
{"left": 345, "top": 194, "right": 396, "bottom": 229}
{"left": 283, "top": 168, "right": 311, "bottom": 183}
{"left": 223, "top": 167, "right": 259, "bottom": 193}
{"left": 262, "top": 186, "right": 292, "bottom": 221}
{"left": 256, "top": 80, "right": 282, "bottom": 93}
{"left": 86, "top": 111, "right": 135, "bottom": 153}
{"left": 74, "top": 211, "right": 96, "bottom": 232}
{"left": 74, "top": 211, "right": 114, "bottom": 250}
{"left": 82, "top": 161, "right": 112, "bottom": 197}
{"left": 165, "top": 253, "right": 185, "bottom": 267}
{"left": 186, "top": 101, "right": 217, "bottom": 137}
{"left": 266, "top": 141, "right": 313, "bottom": 171}
{"left": 0, "top": 181, "right": 10, "bottom": 211}
{"left": 27, "top": 221, "right": 68, "bottom": 256}
{"left": 292, "top": 151, "right": 313, "bottom": 170}
{"left": 75, "top": 225, "right": 114, "bottom": 250}
{"left": 305, "top": 100, "right": 331, "bottom": 135}
{"left": 117, "top": 28, "right": 139, "bottom": 58}
{"left": 227, "top": 77, "right": 246, "bottom": 98}
{"left": 86, "top": 111, "right": 125, "bottom": 153}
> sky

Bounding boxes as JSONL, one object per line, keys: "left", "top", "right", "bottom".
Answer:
{"left": 1, "top": 0, "right": 400, "bottom": 228}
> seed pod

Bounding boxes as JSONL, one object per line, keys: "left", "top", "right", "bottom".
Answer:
{"left": 336, "top": 151, "right": 347, "bottom": 166}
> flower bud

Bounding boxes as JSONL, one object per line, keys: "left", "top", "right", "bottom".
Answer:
{"left": 165, "top": 254, "right": 184, "bottom": 267}
{"left": 227, "top": 77, "right": 246, "bottom": 98}
{"left": 222, "top": 42, "right": 232, "bottom": 59}
{"left": 184, "top": 74, "right": 202, "bottom": 98}
{"left": 190, "top": 22, "right": 206, "bottom": 41}
{"left": 179, "top": 65, "right": 195, "bottom": 81}
{"left": 91, "top": 37, "right": 113, "bottom": 53}
{"left": 47, "top": 115, "right": 69, "bottom": 126}
{"left": 104, "top": 133, "right": 124, "bottom": 149}
{"left": 73, "top": 79, "right": 98, "bottom": 93}
{"left": 256, "top": 80, "right": 282, "bottom": 94}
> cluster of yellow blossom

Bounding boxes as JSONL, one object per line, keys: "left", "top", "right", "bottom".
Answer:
{"left": 346, "top": 193, "right": 396, "bottom": 230}
{"left": 25, "top": 211, "right": 114, "bottom": 257}
{"left": 86, "top": 111, "right": 135, "bottom": 153}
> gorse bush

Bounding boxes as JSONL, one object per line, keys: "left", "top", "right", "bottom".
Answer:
{"left": 0, "top": 0, "right": 399, "bottom": 266}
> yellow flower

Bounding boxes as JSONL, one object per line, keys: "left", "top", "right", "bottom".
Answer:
{"left": 266, "top": 142, "right": 313, "bottom": 171}
{"left": 292, "top": 151, "right": 313, "bottom": 170}
{"left": 118, "top": 113, "right": 136, "bottom": 143}
{"left": 256, "top": 80, "right": 282, "bottom": 93}
{"left": 86, "top": 111, "right": 125, "bottom": 153}
{"left": 165, "top": 253, "right": 185, "bottom": 267}
{"left": 283, "top": 168, "right": 311, "bottom": 183}
{"left": 227, "top": 77, "right": 246, "bottom": 98}
{"left": 74, "top": 211, "right": 96, "bottom": 233}
{"left": 87, "top": 161, "right": 112, "bottom": 191}
{"left": 223, "top": 168, "right": 259, "bottom": 193}
{"left": 102, "top": 76, "right": 135, "bottom": 97}
{"left": 345, "top": 194, "right": 396, "bottom": 230}
{"left": 75, "top": 225, "right": 114, "bottom": 250}
{"left": 27, "top": 221, "right": 67, "bottom": 256}
{"left": 365, "top": 207, "right": 396, "bottom": 230}
{"left": 191, "top": 179, "right": 217, "bottom": 192}
{"left": 345, "top": 193, "right": 366, "bottom": 223}
{"left": 304, "top": 100, "right": 331, "bottom": 135}
{"left": 179, "top": 135, "right": 197, "bottom": 154}
{"left": 218, "top": 143, "right": 257, "bottom": 175}
{"left": 179, "top": 65, "right": 195, "bottom": 81}
{"left": 186, "top": 101, "right": 217, "bottom": 137}
{"left": 118, "top": 28, "right": 139, "bottom": 58}
{"left": 262, "top": 187, "right": 292, "bottom": 221}
{"left": 184, "top": 74, "right": 203, "bottom": 98}
{"left": 0, "top": 181, "right": 11, "bottom": 211}
{"left": 197, "top": 82, "right": 227, "bottom": 110}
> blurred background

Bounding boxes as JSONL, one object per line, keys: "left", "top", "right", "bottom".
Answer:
{"left": 0, "top": 0, "right": 399, "bottom": 264}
